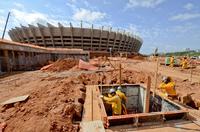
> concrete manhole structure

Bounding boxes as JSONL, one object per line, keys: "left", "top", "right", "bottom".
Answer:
{"left": 81, "top": 84, "right": 200, "bottom": 131}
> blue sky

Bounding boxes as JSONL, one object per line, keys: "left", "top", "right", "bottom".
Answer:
{"left": 0, "top": 0, "right": 200, "bottom": 54}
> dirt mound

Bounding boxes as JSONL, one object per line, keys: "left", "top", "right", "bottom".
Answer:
{"left": 78, "top": 69, "right": 149, "bottom": 85}
{"left": 131, "top": 55, "right": 146, "bottom": 60}
{"left": 0, "top": 77, "right": 86, "bottom": 132}
{"left": 41, "top": 59, "right": 78, "bottom": 72}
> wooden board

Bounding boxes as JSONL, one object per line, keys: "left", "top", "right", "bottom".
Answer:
{"left": 82, "top": 85, "right": 106, "bottom": 121}
{"left": 82, "top": 86, "right": 93, "bottom": 121}
{"left": 1, "top": 95, "right": 29, "bottom": 105}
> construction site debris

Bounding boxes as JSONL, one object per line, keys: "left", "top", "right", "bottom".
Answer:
{"left": 78, "top": 59, "right": 98, "bottom": 71}
{"left": 1, "top": 95, "right": 29, "bottom": 105}
{"left": 40, "top": 58, "right": 78, "bottom": 72}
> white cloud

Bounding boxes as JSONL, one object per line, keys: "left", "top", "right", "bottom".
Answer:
{"left": 171, "top": 23, "right": 197, "bottom": 33}
{"left": 13, "top": 2, "right": 24, "bottom": 8}
{"left": 0, "top": 17, "right": 5, "bottom": 25}
{"left": 183, "top": 3, "right": 194, "bottom": 10}
{"left": 72, "top": 8, "right": 106, "bottom": 22}
{"left": 11, "top": 9, "right": 48, "bottom": 25}
{"left": 126, "top": 0, "right": 166, "bottom": 8}
{"left": 169, "top": 13, "right": 200, "bottom": 21}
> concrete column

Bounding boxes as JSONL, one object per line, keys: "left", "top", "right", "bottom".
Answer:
{"left": 11, "top": 50, "right": 16, "bottom": 71}
{"left": 58, "top": 23, "right": 64, "bottom": 47}
{"left": 47, "top": 23, "right": 55, "bottom": 47}
{"left": 70, "top": 22, "right": 74, "bottom": 48}
{"left": 19, "top": 52, "right": 25, "bottom": 70}
{"left": 15, "top": 51, "right": 19, "bottom": 70}
{"left": 90, "top": 24, "right": 94, "bottom": 50}
{"left": 3, "top": 50, "right": 10, "bottom": 72}
{"left": 118, "top": 30, "right": 124, "bottom": 52}
{"left": 99, "top": 26, "right": 103, "bottom": 50}
{"left": 37, "top": 23, "right": 46, "bottom": 47}
{"left": 29, "top": 24, "right": 38, "bottom": 44}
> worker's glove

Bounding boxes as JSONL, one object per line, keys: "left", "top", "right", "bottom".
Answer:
{"left": 100, "top": 95, "right": 103, "bottom": 98}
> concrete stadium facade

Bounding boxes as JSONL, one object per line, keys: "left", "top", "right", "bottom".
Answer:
{"left": 8, "top": 23, "right": 143, "bottom": 53}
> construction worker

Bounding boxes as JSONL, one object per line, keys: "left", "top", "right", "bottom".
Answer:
{"left": 159, "top": 76, "right": 177, "bottom": 98}
{"left": 116, "top": 86, "right": 127, "bottom": 114}
{"left": 101, "top": 88, "right": 122, "bottom": 115}
{"left": 170, "top": 56, "right": 174, "bottom": 67}
{"left": 181, "top": 57, "right": 188, "bottom": 69}
{"left": 116, "top": 86, "right": 127, "bottom": 103}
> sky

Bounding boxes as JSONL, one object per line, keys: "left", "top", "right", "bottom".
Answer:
{"left": 0, "top": 0, "right": 200, "bottom": 54}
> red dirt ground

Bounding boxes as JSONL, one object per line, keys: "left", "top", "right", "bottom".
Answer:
{"left": 0, "top": 58, "right": 148, "bottom": 132}
{"left": 0, "top": 57, "right": 200, "bottom": 132}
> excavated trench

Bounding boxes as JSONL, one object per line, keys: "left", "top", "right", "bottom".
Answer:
{"left": 100, "top": 85, "right": 188, "bottom": 127}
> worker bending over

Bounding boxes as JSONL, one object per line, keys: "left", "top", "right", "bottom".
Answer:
{"left": 181, "top": 57, "right": 188, "bottom": 69}
{"left": 170, "top": 56, "right": 174, "bottom": 67}
{"left": 101, "top": 88, "right": 122, "bottom": 115}
{"left": 116, "top": 86, "right": 127, "bottom": 114}
{"left": 159, "top": 76, "right": 177, "bottom": 98}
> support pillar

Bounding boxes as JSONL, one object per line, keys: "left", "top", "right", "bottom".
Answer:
{"left": 3, "top": 50, "right": 10, "bottom": 72}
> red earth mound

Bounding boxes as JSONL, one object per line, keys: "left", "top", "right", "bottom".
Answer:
{"left": 41, "top": 59, "right": 79, "bottom": 72}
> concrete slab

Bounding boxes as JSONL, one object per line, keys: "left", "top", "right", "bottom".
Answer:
{"left": 1, "top": 95, "right": 29, "bottom": 105}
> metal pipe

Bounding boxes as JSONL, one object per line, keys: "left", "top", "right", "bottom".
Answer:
{"left": 2, "top": 12, "right": 11, "bottom": 39}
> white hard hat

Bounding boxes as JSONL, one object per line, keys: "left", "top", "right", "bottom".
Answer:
{"left": 109, "top": 88, "right": 116, "bottom": 94}
{"left": 117, "top": 86, "right": 122, "bottom": 91}
{"left": 162, "top": 76, "right": 167, "bottom": 82}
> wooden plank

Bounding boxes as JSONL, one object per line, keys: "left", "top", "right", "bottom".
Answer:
{"left": 145, "top": 76, "right": 151, "bottom": 113}
{"left": 107, "top": 110, "right": 187, "bottom": 121}
{"left": 92, "top": 86, "right": 102, "bottom": 120}
{"left": 82, "top": 86, "right": 93, "bottom": 121}
{"left": 80, "top": 120, "right": 105, "bottom": 132}
{"left": 1, "top": 95, "right": 29, "bottom": 105}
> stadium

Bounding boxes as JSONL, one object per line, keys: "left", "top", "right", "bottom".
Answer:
{"left": 8, "top": 23, "right": 143, "bottom": 54}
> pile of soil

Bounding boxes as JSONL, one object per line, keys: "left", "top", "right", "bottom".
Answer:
{"left": 78, "top": 69, "right": 150, "bottom": 85}
{"left": 0, "top": 77, "right": 86, "bottom": 132}
{"left": 131, "top": 55, "right": 146, "bottom": 60}
{"left": 41, "top": 59, "right": 79, "bottom": 72}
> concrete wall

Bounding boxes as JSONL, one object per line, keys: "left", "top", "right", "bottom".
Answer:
{"left": 0, "top": 39, "right": 89, "bottom": 72}
{"left": 8, "top": 23, "right": 143, "bottom": 53}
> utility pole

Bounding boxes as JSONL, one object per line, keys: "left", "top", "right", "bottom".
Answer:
{"left": 2, "top": 12, "right": 11, "bottom": 39}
